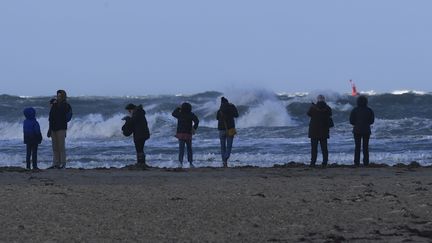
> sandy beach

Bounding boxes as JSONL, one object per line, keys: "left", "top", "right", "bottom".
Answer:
{"left": 1, "top": 164, "right": 432, "bottom": 242}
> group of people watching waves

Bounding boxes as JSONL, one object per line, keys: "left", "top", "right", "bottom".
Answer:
{"left": 23, "top": 90, "right": 374, "bottom": 170}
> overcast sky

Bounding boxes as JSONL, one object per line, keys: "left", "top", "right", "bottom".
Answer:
{"left": 1, "top": 0, "right": 431, "bottom": 96}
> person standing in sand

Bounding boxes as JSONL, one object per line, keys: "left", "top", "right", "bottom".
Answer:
{"left": 307, "top": 95, "right": 333, "bottom": 167}
{"left": 48, "top": 90, "right": 73, "bottom": 169}
{"left": 122, "top": 103, "right": 151, "bottom": 168}
{"left": 172, "top": 102, "right": 199, "bottom": 168}
{"left": 350, "top": 95, "right": 375, "bottom": 166}
{"left": 216, "top": 97, "right": 239, "bottom": 168}
{"left": 23, "top": 107, "right": 43, "bottom": 170}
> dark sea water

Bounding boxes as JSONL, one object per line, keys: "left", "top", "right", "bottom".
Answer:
{"left": 1, "top": 90, "right": 431, "bottom": 168}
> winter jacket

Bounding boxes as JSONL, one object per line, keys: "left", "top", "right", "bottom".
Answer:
{"left": 23, "top": 108, "right": 42, "bottom": 145}
{"left": 122, "top": 105, "right": 150, "bottom": 142}
{"left": 350, "top": 96, "right": 375, "bottom": 135}
{"left": 49, "top": 101, "right": 72, "bottom": 131}
{"left": 217, "top": 103, "right": 239, "bottom": 130}
{"left": 307, "top": 101, "right": 332, "bottom": 139}
{"left": 172, "top": 103, "right": 199, "bottom": 134}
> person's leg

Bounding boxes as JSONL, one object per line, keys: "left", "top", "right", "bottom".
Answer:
{"left": 134, "top": 139, "right": 146, "bottom": 166}
{"left": 57, "top": 130, "right": 67, "bottom": 168}
{"left": 51, "top": 131, "right": 60, "bottom": 167}
{"left": 354, "top": 134, "right": 361, "bottom": 166}
{"left": 32, "top": 144, "right": 39, "bottom": 169}
{"left": 26, "top": 144, "right": 31, "bottom": 169}
{"left": 186, "top": 140, "right": 193, "bottom": 166}
{"left": 362, "top": 134, "right": 370, "bottom": 166}
{"left": 225, "top": 135, "right": 234, "bottom": 162}
{"left": 320, "top": 138, "right": 328, "bottom": 166}
{"left": 310, "top": 138, "right": 318, "bottom": 166}
{"left": 178, "top": 140, "right": 185, "bottom": 165}
{"left": 219, "top": 131, "right": 227, "bottom": 163}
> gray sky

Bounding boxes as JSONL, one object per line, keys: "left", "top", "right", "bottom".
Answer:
{"left": 1, "top": 0, "right": 431, "bottom": 96}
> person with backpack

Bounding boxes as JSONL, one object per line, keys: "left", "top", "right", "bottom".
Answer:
{"left": 122, "top": 103, "right": 151, "bottom": 168}
{"left": 307, "top": 95, "right": 333, "bottom": 167}
{"left": 23, "top": 107, "right": 43, "bottom": 170}
{"left": 216, "top": 97, "right": 239, "bottom": 168}
{"left": 172, "top": 102, "right": 199, "bottom": 168}
{"left": 350, "top": 95, "right": 375, "bottom": 166}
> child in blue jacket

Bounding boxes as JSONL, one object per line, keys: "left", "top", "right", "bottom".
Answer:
{"left": 23, "top": 107, "right": 43, "bottom": 170}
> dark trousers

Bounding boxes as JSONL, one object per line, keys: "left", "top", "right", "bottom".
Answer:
{"left": 134, "top": 139, "right": 145, "bottom": 154}
{"left": 310, "top": 138, "right": 328, "bottom": 165}
{"left": 26, "top": 144, "right": 38, "bottom": 169}
{"left": 354, "top": 134, "right": 370, "bottom": 165}
{"left": 179, "top": 139, "right": 192, "bottom": 163}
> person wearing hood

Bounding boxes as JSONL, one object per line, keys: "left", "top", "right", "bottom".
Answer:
{"left": 23, "top": 107, "right": 43, "bottom": 170}
{"left": 216, "top": 96, "right": 239, "bottom": 168}
{"left": 122, "top": 103, "right": 150, "bottom": 168}
{"left": 48, "top": 90, "right": 73, "bottom": 169}
{"left": 172, "top": 102, "right": 199, "bottom": 168}
{"left": 307, "top": 95, "right": 333, "bottom": 167}
{"left": 350, "top": 95, "right": 375, "bottom": 166}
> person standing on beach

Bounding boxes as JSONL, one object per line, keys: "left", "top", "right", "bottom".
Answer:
{"left": 48, "top": 90, "right": 73, "bottom": 169}
{"left": 172, "top": 102, "right": 199, "bottom": 168}
{"left": 216, "top": 97, "right": 239, "bottom": 168}
{"left": 307, "top": 95, "right": 333, "bottom": 167}
{"left": 122, "top": 103, "right": 150, "bottom": 168}
{"left": 350, "top": 95, "right": 375, "bottom": 166}
{"left": 23, "top": 107, "right": 43, "bottom": 170}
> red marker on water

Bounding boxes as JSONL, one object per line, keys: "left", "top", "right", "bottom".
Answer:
{"left": 349, "top": 79, "right": 358, "bottom": 96}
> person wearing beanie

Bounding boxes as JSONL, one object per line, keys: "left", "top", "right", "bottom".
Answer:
{"left": 350, "top": 95, "right": 375, "bottom": 166}
{"left": 307, "top": 95, "right": 333, "bottom": 167}
{"left": 48, "top": 89, "right": 73, "bottom": 169}
{"left": 122, "top": 103, "right": 150, "bottom": 168}
{"left": 23, "top": 107, "right": 43, "bottom": 170}
{"left": 172, "top": 102, "right": 199, "bottom": 168}
{"left": 216, "top": 96, "right": 239, "bottom": 168}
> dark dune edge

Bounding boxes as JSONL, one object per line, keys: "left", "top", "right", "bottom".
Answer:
{"left": 0, "top": 161, "right": 430, "bottom": 173}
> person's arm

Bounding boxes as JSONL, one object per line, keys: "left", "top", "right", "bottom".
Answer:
{"left": 231, "top": 104, "right": 239, "bottom": 118}
{"left": 35, "top": 122, "right": 42, "bottom": 144}
{"left": 349, "top": 109, "right": 356, "bottom": 125}
{"left": 66, "top": 104, "right": 73, "bottom": 122}
{"left": 192, "top": 113, "right": 199, "bottom": 130}
{"left": 370, "top": 109, "right": 375, "bottom": 125}
{"left": 172, "top": 107, "right": 181, "bottom": 118}
{"left": 307, "top": 104, "right": 314, "bottom": 117}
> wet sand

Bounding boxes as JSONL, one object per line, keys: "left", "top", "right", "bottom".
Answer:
{"left": 0, "top": 164, "right": 432, "bottom": 242}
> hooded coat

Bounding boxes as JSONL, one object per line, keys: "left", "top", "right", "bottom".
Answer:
{"left": 307, "top": 101, "right": 332, "bottom": 139}
{"left": 122, "top": 105, "right": 150, "bottom": 141}
{"left": 172, "top": 103, "right": 199, "bottom": 134}
{"left": 23, "top": 108, "right": 42, "bottom": 145}
{"left": 217, "top": 102, "right": 239, "bottom": 130}
{"left": 350, "top": 96, "right": 375, "bottom": 135}
{"left": 49, "top": 99, "right": 72, "bottom": 131}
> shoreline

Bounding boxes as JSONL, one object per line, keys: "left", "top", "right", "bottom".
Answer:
{"left": 0, "top": 161, "right": 430, "bottom": 173}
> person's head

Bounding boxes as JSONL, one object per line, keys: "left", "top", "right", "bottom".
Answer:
{"left": 125, "top": 103, "right": 136, "bottom": 114}
{"left": 56, "top": 90, "right": 67, "bottom": 102}
{"left": 23, "top": 107, "right": 36, "bottom": 120}
{"left": 181, "top": 102, "right": 192, "bottom": 113}
{"left": 221, "top": 96, "right": 229, "bottom": 104}
{"left": 316, "top": 94, "right": 325, "bottom": 103}
{"left": 357, "top": 95, "right": 368, "bottom": 107}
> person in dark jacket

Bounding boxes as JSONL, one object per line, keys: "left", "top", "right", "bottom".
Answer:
{"left": 122, "top": 103, "right": 150, "bottom": 168}
{"left": 307, "top": 95, "right": 333, "bottom": 167}
{"left": 48, "top": 90, "right": 72, "bottom": 169}
{"left": 23, "top": 107, "right": 43, "bottom": 170}
{"left": 172, "top": 102, "right": 199, "bottom": 168}
{"left": 216, "top": 97, "right": 239, "bottom": 168}
{"left": 350, "top": 95, "right": 375, "bottom": 166}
